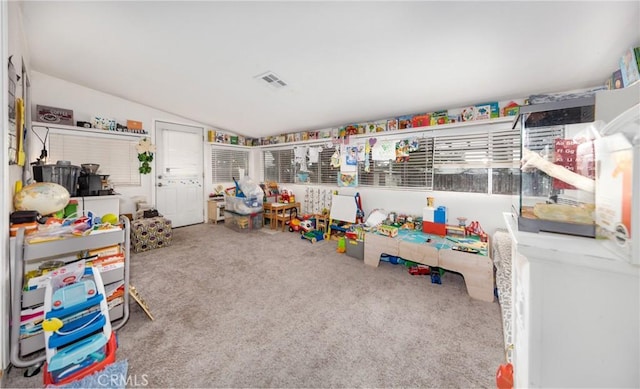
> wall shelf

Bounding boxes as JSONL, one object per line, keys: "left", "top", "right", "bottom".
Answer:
{"left": 32, "top": 121, "right": 149, "bottom": 139}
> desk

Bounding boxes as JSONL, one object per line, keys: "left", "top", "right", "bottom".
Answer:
{"left": 264, "top": 202, "right": 299, "bottom": 231}
{"left": 364, "top": 230, "right": 493, "bottom": 302}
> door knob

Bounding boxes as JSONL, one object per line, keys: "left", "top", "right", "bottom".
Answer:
{"left": 157, "top": 175, "right": 163, "bottom": 179}
{"left": 157, "top": 182, "right": 163, "bottom": 187}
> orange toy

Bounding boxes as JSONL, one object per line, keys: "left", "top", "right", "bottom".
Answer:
{"left": 496, "top": 362, "right": 514, "bottom": 389}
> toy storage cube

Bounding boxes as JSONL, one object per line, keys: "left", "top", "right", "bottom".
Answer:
{"left": 130, "top": 217, "right": 173, "bottom": 253}
{"left": 345, "top": 239, "right": 364, "bottom": 260}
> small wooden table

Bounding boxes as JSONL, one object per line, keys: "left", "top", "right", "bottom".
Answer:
{"left": 264, "top": 202, "right": 299, "bottom": 231}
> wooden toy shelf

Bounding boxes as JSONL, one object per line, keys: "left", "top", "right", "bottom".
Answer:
{"left": 10, "top": 217, "right": 131, "bottom": 369}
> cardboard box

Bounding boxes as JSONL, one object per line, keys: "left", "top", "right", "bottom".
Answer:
{"left": 127, "top": 120, "right": 143, "bottom": 130}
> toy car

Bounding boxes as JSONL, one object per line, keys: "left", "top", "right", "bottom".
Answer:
{"left": 408, "top": 265, "right": 430, "bottom": 275}
{"left": 299, "top": 219, "right": 315, "bottom": 233}
{"left": 301, "top": 229, "right": 324, "bottom": 243}
{"left": 452, "top": 245, "right": 480, "bottom": 254}
{"left": 287, "top": 218, "right": 302, "bottom": 232}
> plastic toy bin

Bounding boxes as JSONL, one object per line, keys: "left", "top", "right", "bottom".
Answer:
{"left": 224, "top": 195, "right": 263, "bottom": 215}
{"left": 224, "top": 211, "right": 263, "bottom": 232}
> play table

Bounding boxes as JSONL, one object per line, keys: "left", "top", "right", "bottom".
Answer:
{"left": 364, "top": 230, "right": 493, "bottom": 302}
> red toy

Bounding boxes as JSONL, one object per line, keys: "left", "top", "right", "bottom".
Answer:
{"left": 287, "top": 218, "right": 302, "bottom": 232}
{"left": 408, "top": 265, "right": 430, "bottom": 275}
{"left": 465, "top": 220, "right": 488, "bottom": 242}
{"left": 496, "top": 362, "right": 514, "bottom": 389}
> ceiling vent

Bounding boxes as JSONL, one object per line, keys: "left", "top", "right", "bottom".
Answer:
{"left": 255, "top": 71, "right": 287, "bottom": 89}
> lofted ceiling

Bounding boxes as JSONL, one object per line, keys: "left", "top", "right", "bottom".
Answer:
{"left": 20, "top": 1, "right": 640, "bottom": 139}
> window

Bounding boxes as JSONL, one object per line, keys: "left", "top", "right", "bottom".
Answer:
{"left": 261, "top": 120, "right": 522, "bottom": 195}
{"left": 211, "top": 147, "right": 249, "bottom": 182}
{"left": 263, "top": 149, "right": 294, "bottom": 183}
{"left": 433, "top": 132, "right": 489, "bottom": 193}
{"left": 358, "top": 138, "right": 433, "bottom": 188}
{"left": 307, "top": 147, "right": 338, "bottom": 184}
{"left": 49, "top": 133, "right": 140, "bottom": 186}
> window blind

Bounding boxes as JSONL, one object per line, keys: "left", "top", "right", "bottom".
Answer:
{"left": 211, "top": 147, "right": 249, "bottom": 182}
{"left": 358, "top": 137, "right": 433, "bottom": 189}
{"left": 260, "top": 120, "right": 522, "bottom": 194}
{"left": 263, "top": 149, "right": 294, "bottom": 183}
{"left": 49, "top": 133, "right": 140, "bottom": 186}
{"left": 433, "top": 132, "right": 489, "bottom": 169}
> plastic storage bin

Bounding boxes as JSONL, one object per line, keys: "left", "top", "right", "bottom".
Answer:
{"left": 224, "top": 211, "right": 263, "bottom": 232}
{"left": 224, "top": 195, "right": 263, "bottom": 215}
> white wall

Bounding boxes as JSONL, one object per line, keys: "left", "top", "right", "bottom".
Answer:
{"left": 29, "top": 72, "right": 218, "bottom": 205}
{"left": 2, "top": 1, "right": 32, "bottom": 371}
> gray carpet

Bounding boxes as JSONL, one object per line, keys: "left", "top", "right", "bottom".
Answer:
{"left": 5, "top": 223, "right": 504, "bottom": 388}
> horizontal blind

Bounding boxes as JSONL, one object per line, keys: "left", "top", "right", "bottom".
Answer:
{"left": 523, "top": 126, "right": 564, "bottom": 153}
{"left": 317, "top": 147, "right": 338, "bottom": 184}
{"left": 49, "top": 133, "right": 140, "bottom": 186}
{"left": 490, "top": 129, "right": 521, "bottom": 168}
{"left": 433, "top": 132, "right": 489, "bottom": 168}
{"left": 358, "top": 138, "right": 433, "bottom": 189}
{"left": 263, "top": 149, "right": 294, "bottom": 183}
{"left": 211, "top": 147, "right": 249, "bottom": 182}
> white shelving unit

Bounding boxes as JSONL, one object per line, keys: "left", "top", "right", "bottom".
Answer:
{"left": 32, "top": 121, "right": 148, "bottom": 139}
{"left": 9, "top": 217, "right": 130, "bottom": 369}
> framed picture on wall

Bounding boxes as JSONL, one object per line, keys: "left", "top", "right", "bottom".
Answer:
{"left": 36, "top": 105, "right": 74, "bottom": 126}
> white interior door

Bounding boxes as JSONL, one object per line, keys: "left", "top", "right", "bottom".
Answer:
{"left": 155, "top": 121, "right": 204, "bottom": 227}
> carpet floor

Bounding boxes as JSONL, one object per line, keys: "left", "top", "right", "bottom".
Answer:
{"left": 4, "top": 222, "right": 505, "bottom": 388}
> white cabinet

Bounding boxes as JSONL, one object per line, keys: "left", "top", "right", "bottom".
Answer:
{"left": 505, "top": 213, "right": 639, "bottom": 388}
{"left": 71, "top": 196, "right": 120, "bottom": 218}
